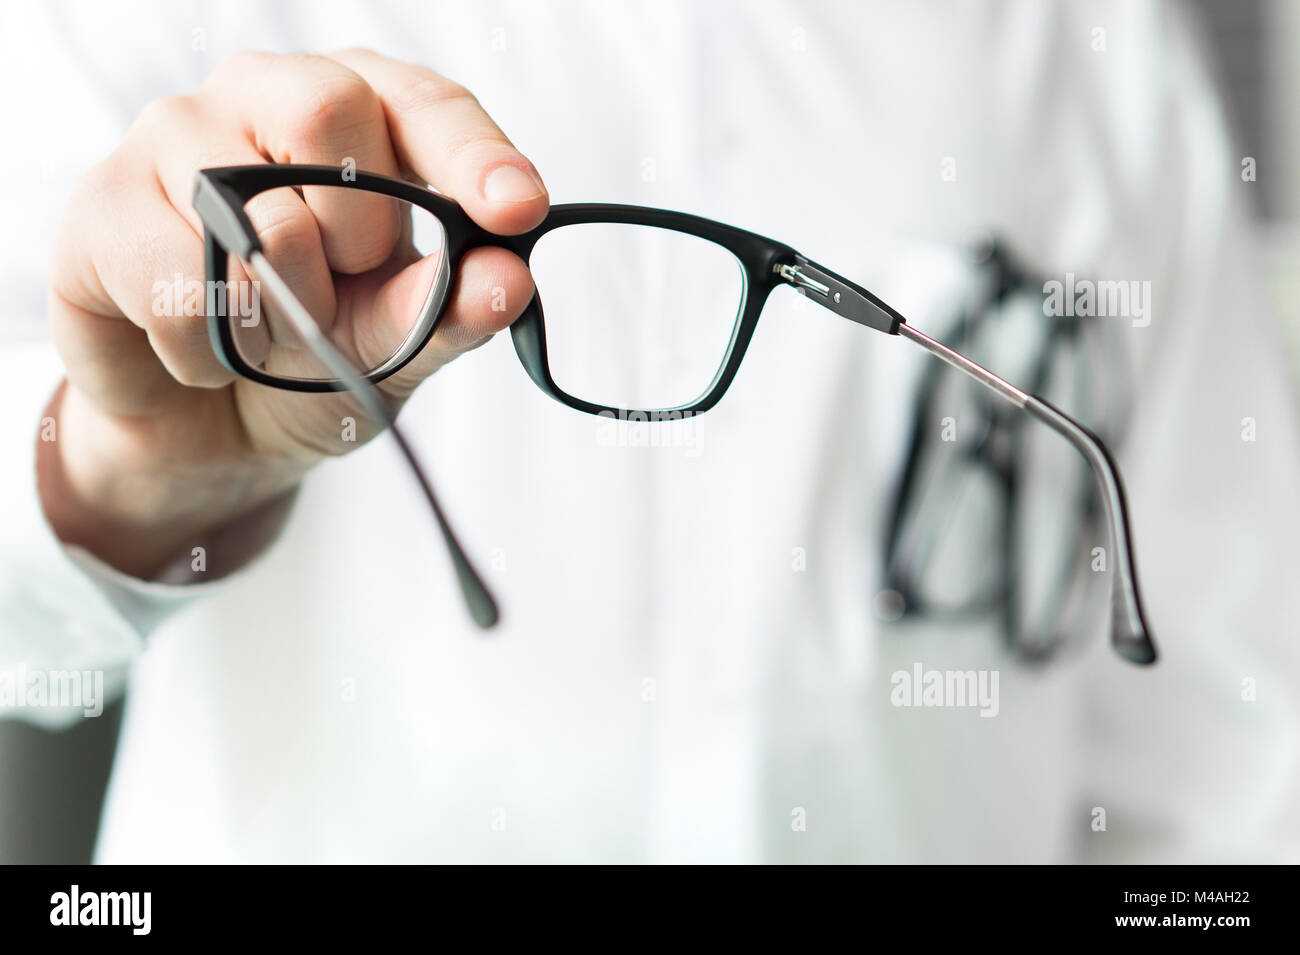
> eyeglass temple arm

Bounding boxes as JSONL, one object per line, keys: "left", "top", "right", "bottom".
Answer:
{"left": 778, "top": 257, "right": 1157, "bottom": 665}
{"left": 194, "top": 173, "right": 500, "bottom": 628}
{"left": 246, "top": 249, "right": 500, "bottom": 630}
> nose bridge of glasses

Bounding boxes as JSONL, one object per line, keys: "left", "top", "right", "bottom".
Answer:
{"left": 774, "top": 255, "right": 903, "bottom": 335}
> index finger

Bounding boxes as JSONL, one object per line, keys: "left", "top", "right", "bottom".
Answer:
{"left": 327, "top": 48, "right": 549, "bottom": 235}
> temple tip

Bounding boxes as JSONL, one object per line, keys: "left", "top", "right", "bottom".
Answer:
{"left": 467, "top": 585, "right": 501, "bottom": 630}
{"left": 452, "top": 560, "right": 500, "bottom": 630}
{"left": 1112, "top": 602, "right": 1157, "bottom": 665}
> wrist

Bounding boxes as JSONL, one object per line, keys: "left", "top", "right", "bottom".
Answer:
{"left": 37, "top": 381, "right": 307, "bottom": 578}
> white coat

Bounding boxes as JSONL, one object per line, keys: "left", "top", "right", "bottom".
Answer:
{"left": 1, "top": 0, "right": 1296, "bottom": 863}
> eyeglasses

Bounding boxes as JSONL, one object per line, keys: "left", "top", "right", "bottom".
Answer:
{"left": 193, "top": 164, "right": 1158, "bottom": 665}
{"left": 883, "top": 240, "right": 1132, "bottom": 662}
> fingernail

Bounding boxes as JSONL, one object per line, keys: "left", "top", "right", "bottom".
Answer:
{"left": 482, "top": 164, "right": 545, "bottom": 203}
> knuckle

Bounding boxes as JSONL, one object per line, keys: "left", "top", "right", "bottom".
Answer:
{"left": 132, "top": 94, "right": 195, "bottom": 133}
{"left": 63, "top": 152, "right": 137, "bottom": 245}
{"left": 390, "top": 76, "right": 474, "bottom": 116}
{"left": 289, "top": 71, "right": 380, "bottom": 144}
{"left": 247, "top": 200, "right": 320, "bottom": 261}
{"left": 77, "top": 153, "right": 129, "bottom": 199}
{"left": 163, "top": 357, "right": 207, "bottom": 389}
{"left": 443, "top": 128, "right": 509, "bottom": 162}
{"left": 333, "top": 225, "right": 398, "bottom": 274}
{"left": 141, "top": 319, "right": 210, "bottom": 388}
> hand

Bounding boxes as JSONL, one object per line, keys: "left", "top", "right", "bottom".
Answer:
{"left": 40, "top": 49, "right": 546, "bottom": 578}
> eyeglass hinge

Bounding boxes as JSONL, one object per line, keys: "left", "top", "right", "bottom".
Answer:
{"left": 773, "top": 257, "right": 903, "bottom": 334}
{"left": 774, "top": 263, "right": 837, "bottom": 302}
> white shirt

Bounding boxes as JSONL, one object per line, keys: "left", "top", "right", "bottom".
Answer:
{"left": 2, "top": 0, "right": 1298, "bottom": 863}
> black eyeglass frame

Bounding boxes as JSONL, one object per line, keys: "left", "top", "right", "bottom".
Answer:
{"left": 193, "top": 163, "right": 1157, "bottom": 667}
{"left": 195, "top": 163, "right": 901, "bottom": 416}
